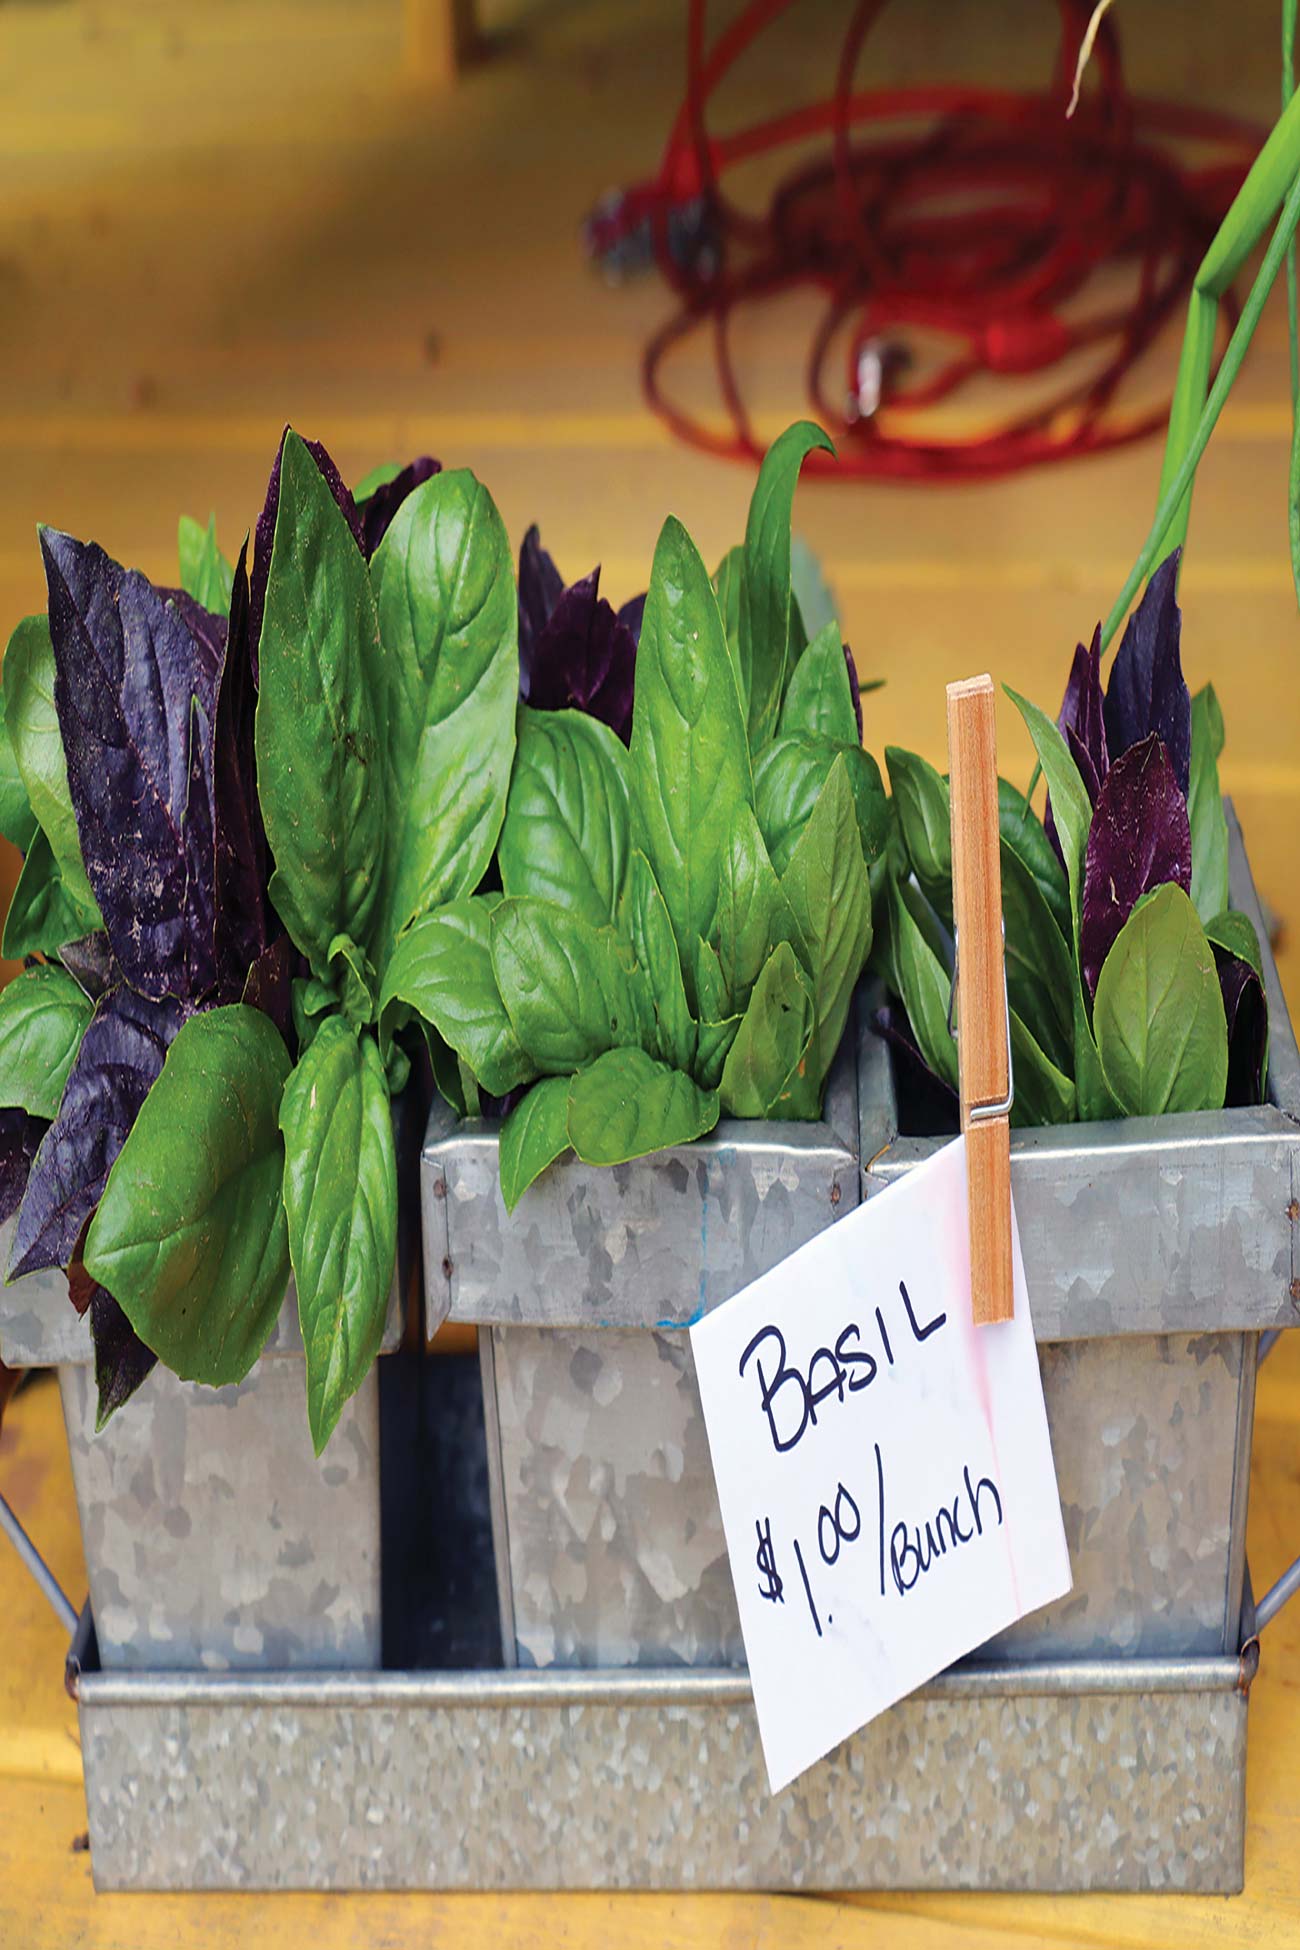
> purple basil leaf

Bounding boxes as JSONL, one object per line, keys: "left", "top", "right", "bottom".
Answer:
{"left": 1060, "top": 625, "right": 1109, "bottom": 790}
{"left": 8, "top": 985, "right": 185, "bottom": 1280}
{"left": 517, "top": 525, "right": 565, "bottom": 667}
{"left": 617, "top": 590, "right": 647, "bottom": 648}
{"left": 212, "top": 543, "right": 270, "bottom": 992}
{"left": 89, "top": 1283, "right": 157, "bottom": 1428}
{"left": 843, "top": 641, "right": 865, "bottom": 743}
{"left": 41, "top": 531, "right": 221, "bottom": 1003}
{"left": 871, "top": 1001, "right": 960, "bottom": 1137}
{"left": 162, "top": 587, "right": 228, "bottom": 668}
{"left": 1079, "top": 733, "right": 1192, "bottom": 997}
{"left": 1103, "top": 550, "right": 1191, "bottom": 796}
{"left": 58, "top": 931, "right": 116, "bottom": 1002}
{"left": 1216, "top": 951, "right": 1268, "bottom": 1108}
{"left": 249, "top": 430, "right": 364, "bottom": 676}
{"left": 1065, "top": 724, "right": 1103, "bottom": 806}
{"left": 1045, "top": 626, "right": 1108, "bottom": 863}
{"left": 241, "top": 932, "right": 295, "bottom": 1042}
{"left": 0, "top": 1106, "right": 45, "bottom": 1227}
{"left": 521, "top": 565, "right": 638, "bottom": 743}
{"left": 358, "top": 457, "right": 441, "bottom": 558}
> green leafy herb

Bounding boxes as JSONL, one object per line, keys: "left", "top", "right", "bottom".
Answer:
{"left": 630, "top": 516, "right": 753, "bottom": 1001}
{"left": 719, "top": 941, "right": 815, "bottom": 1117}
{"left": 379, "top": 896, "right": 534, "bottom": 1098}
{"left": 739, "top": 420, "right": 835, "bottom": 748}
{"left": 0, "top": 963, "right": 92, "bottom": 1119}
{"left": 778, "top": 620, "right": 858, "bottom": 745}
{"left": 491, "top": 896, "right": 636, "bottom": 1073}
{"left": 178, "top": 513, "right": 235, "bottom": 615}
{"left": 498, "top": 706, "right": 631, "bottom": 928}
{"left": 280, "top": 1018, "right": 397, "bottom": 1455}
{"left": 620, "top": 850, "right": 695, "bottom": 1073}
{"left": 779, "top": 754, "right": 873, "bottom": 1115}
{"left": 83, "top": 1006, "right": 292, "bottom": 1388}
{"left": 499, "top": 1075, "right": 573, "bottom": 1210}
{"left": 1188, "top": 684, "right": 1230, "bottom": 923}
{"left": 256, "top": 431, "right": 385, "bottom": 976}
{"left": 369, "top": 468, "right": 517, "bottom": 955}
{"left": 4, "top": 614, "right": 101, "bottom": 923}
{"left": 1093, "top": 884, "right": 1228, "bottom": 1115}
{"left": 567, "top": 1046, "right": 719, "bottom": 1165}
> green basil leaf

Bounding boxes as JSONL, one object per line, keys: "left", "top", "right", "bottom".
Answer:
{"left": 1000, "top": 840, "right": 1073, "bottom": 1073}
{"left": 778, "top": 754, "right": 873, "bottom": 1114}
{"left": 740, "top": 420, "right": 835, "bottom": 747}
{"left": 1005, "top": 686, "right": 1092, "bottom": 946}
{"left": 778, "top": 620, "right": 857, "bottom": 746}
{"left": 998, "top": 776, "right": 1070, "bottom": 940}
{"left": 630, "top": 516, "right": 753, "bottom": 1005}
{"left": 0, "top": 962, "right": 91, "bottom": 1118}
{"left": 712, "top": 545, "right": 746, "bottom": 709}
{"left": 620, "top": 850, "right": 695, "bottom": 1073}
{"left": 499, "top": 1075, "right": 573, "bottom": 1210}
{"left": 4, "top": 614, "right": 101, "bottom": 921}
{"left": 1204, "top": 908, "right": 1263, "bottom": 977}
{"left": 498, "top": 706, "right": 631, "bottom": 928}
{"left": 2, "top": 825, "right": 99, "bottom": 959}
{"left": 379, "top": 896, "right": 534, "bottom": 1097}
{"left": 491, "top": 896, "right": 636, "bottom": 1074}
{"left": 713, "top": 802, "right": 799, "bottom": 1016}
{"left": 177, "top": 513, "right": 234, "bottom": 615}
{"left": 1072, "top": 983, "right": 1119, "bottom": 1122}
{"left": 0, "top": 691, "right": 36, "bottom": 852}
{"left": 719, "top": 941, "right": 815, "bottom": 1117}
{"left": 756, "top": 732, "right": 888, "bottom": 879}
{"left": 693, "top": 934, "right": 728, "bottom": 1021}
{"left": 631, "top": 514, "right": 752, "bottom": 1006}
{"left": 789, "top": 536, "right": 839, "bottom": 642}
{"left": 567, "top": 1046, "right": 719, "bottom": 1166}
{"left": 83, "top": 1005, "right": 291, "bottom": 1388}
{"left": 1009, "top": 1008, "right": 1076, "bottom": 1128}
{"left": 888, "top": 876, "right": 958, "bottom": 1092}
{"left": 256, "top": 431, "right": 385, "bottom": 977}
{"left": 353, "top": 461, "right": 404, "bottom": 502}
{"left": 1188, "top": 686, "right": 1230, "bottom": 925}
{"left": 327, "top": 931, "right": 377, "bottom": 1031}
{"left": 280, "top": 1019, "right": 397, "bottom": 1455}
{"left": 1093, "top": 884, "right": 1228, "bottom": 1116}
{"left": 696, "top": 1013, "right": 742, "bottom": 1090}
{"left": 426, "top": 1023, "right": 468, "bottom": 1117}
{"left": 884, "top": 746, "right": 951, "bottom": 916}
{"left": 369, "top": 468, "right": 517, "bottom": 956}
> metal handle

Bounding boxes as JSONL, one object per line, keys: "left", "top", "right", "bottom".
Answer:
{"left": 0, "top": 1490, "right": 79, "bottom": 1636}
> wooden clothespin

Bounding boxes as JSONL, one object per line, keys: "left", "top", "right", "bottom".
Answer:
{"left": 946, "top": 675, "right": 1014, "bottom": 1325}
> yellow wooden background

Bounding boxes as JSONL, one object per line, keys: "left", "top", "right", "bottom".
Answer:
{"left": 2, "top": 0, "right": 1299, "bottom": 1941}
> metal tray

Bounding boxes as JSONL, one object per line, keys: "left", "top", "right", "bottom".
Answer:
{"left": 48, "top": 1355, "right": 1280, "bottom": 1895}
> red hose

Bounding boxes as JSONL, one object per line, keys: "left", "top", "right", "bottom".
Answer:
{"left": 639, "top": 0, "right": 1259, "bottom": 481}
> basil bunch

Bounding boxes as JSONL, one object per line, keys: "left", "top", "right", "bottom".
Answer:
{"left": 387, "top": 422, "right": 889, "bottom": 1207}
{"left": 0, "top": 431, "right": 516, "bottom": 1452}
{"left": 880, "top": 551, "right": 1267, "bottom": 1125}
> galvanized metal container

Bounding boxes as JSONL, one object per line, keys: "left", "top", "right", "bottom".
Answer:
{"left": 0, "top": 1247, "right": 399, "bottom": 1672}
{"left": 69, "top": 1633, "right": 1259, "bottom": 1893}
{"left": 0, "top": 1099, "right": 421, "bottom": 1673}
{"left": 422, "top": 806, "right": 1300, "bottom": 1671}
{"left": 21, "top": 1348, "right": 1298, "bottom": 1892}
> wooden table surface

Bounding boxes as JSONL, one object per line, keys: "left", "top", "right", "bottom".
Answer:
{"left": 2, "top": 0, "right": 1299, "bottom": 1940}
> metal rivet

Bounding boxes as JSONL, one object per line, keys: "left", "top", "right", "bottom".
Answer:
{"left": 441, "top": 1257, "right": 454, "bottom": 1281}
{"left": 433, "top": 1178, "right": 447, "bottom": 1201}
{"left": 1290, "top": 1278, "right": 1300, "bottom": 1309}
{"left": 1288, "top": 1200, "right": 1299, "bottom": 1223}
{"left": 829, "top": 1182, "right": 842, "bottom": 1207}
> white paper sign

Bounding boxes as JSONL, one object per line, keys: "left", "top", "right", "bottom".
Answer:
{"left": 690, "top": 1135, "right": 1071, "bottom": 1793}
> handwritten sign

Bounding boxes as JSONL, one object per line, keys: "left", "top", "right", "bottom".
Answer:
{"left": 690, "top": 1135, "right": 1071, "bottom": 1793}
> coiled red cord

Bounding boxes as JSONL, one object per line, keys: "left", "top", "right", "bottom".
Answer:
{"left": 640, "top": 0, "right": 1261, "bottom": 480}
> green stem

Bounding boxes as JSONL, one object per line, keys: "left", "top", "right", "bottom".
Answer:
{"left": 1103, "top": 155, "right": 1300, "bottom": 652}
{"left": 1153, "top": 85, "right": 1300, "bottom": 564}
